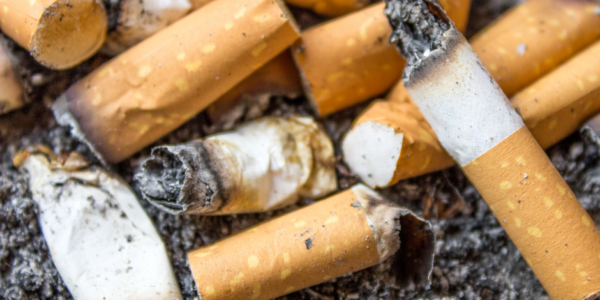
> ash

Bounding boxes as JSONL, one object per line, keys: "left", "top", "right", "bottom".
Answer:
{"left": 5, "top": 0, "right": 595, "bottom": 299}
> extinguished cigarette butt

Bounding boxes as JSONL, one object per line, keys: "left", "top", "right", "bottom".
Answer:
{"left": 0, "top": 36, "right": 24, "bottom": 114}
{"left": 135, "top": 116, "right": 336, "bottom": 215}
{"left": 291, "top": 0, "right": 471, "bottom": 116}
{"left": 0, "top": 0, "right": 107, "bottom": 69}
{"left": 53, "top": 0, "right": 300, "bottom": 164}
{"left": 385, "top": 0, "right": 600, "bottom": 298}
{"left": 101, "top": 0, "right": 192, "bottom": 56}
{"left": 206, "top": 51, "right": 302, "bottom": 128}
{"left": 344, "top": 37, "right": 600, "bottom": 188}
{"left": 188, "top": 184, "right": 434, "bottom": 300}
{"left": 20, "top": 151, "right": 182, "bottom": 300}
{"left": 285, "top": 0, "right": 368, "bottom": 16}
{"left": 470, "top": 0, "right": 600, "bottom": 97}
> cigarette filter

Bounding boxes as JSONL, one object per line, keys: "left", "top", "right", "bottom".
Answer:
{"left": 292, "top": 0, "right": 471, "bottom": 116}
{"left": 20, "top": 152, "right": 182, "bottom": 300}
{"left": 0, "top": 0, "right": 107, "bottom": 69}
{"left": 0, "top": 36, "right": 24, "bottom": 114}
{"left": 135, "top": 116, "right": 336, "bottom": 215}
{"left": 101, "top": 0, "right": 192, "bottom": 56}
{"left": 188, "top": 184, "right": 435, "bottom": 300}
{"left": 385, "top": 0, "right": 600, "bottom": 298}
{"left": 470, "top": 0, "right": 600, "bottom": 97}
{"left": 285, "top": 0, "right": 367, "bottom": 16}
{"left": 206, "top": 51, "right": 302, "bottom": 128}
{"left": 344, "top": 38, "right": 600, "bottom": 189}
{"left": 53, "top": 0, "right": 300, "bottom": 163}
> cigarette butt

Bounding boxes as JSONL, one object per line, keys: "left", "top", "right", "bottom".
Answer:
{"left": 101, "top": 0, "right": 193, "bottom": 56}
{"left": 135, "top": 116, "right": 336, "bottom": 215}
{"left": 0, "top": 0, "right": 107, "bottom": 69}
{"left": 471, "top": 0, "right": 600, "bottom": 97}
{"left": 188, "top": 184, "right": 435, "bottom": 300}
{"left": 53, "top": 0, "right": 300, "bottom": 164}
{"left": 206, "top": 51, "right": 302, "bottom": 127}
{"left": 20, "top": 151, "right": 182, "bottom": 300}
{"left": 285, "top": 0, "right": 368, "bottom": 16}
{"left": 582, "top": 113, "right": 600, "bottom": 146}
{"left": 344, "top": 37, "right": 600, "bottom": 188}
{"left": 513, "top": 39, "right": 600, "bottom": 149}
{"left": 0, "top": 36, "right": 24, "bottom": 114}
{"left": 385, "top": 1, "right": 600, "bottom": 297}
{"left": 189, "top": 0, "right": 214, "bottom": 9}
{"left": 291, "top": 0, "right": 471, "bottom": 116}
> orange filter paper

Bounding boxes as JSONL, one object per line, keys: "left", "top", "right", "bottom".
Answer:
{"left": 463, "top": 126, "right": 600, "bottom": 299}
{"left": 189, "top": 188, "right": 380, "bottom": 300}
{"left": 285, "top": 0, "right": 367, "bottom": 16}
{"left": 53, "top": 0, "right": 300, "bottom": 163}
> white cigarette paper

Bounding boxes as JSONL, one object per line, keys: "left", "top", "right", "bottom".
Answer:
{"left": 135, "top": 116, "right": 337, "bottom": 215}
{"left": 21, "top": 153, "right": 182, "bottom": 300}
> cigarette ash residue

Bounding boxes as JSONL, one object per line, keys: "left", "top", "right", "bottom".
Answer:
{"left": 384, "top": 0, "right": 450, "bottom": 66}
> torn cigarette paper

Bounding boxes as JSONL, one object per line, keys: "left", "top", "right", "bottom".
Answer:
{"left": 53, "top": 0, "right": 300, "bottom": 163}
{"left": 0, "top": 35, "right": 24, "bottom": 114}
{"left": 384, "top": 0, "right": 600, "bottom": 298}
{"left": 21, "top": 153, "right": 182, "bottom": 300}
{"left": 188, "top": 184, "right": 434, "bottom": 300}
{"left": 135, "top": 116, "right": 336, "bottom": 215}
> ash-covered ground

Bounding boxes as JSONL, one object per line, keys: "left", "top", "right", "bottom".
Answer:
{"left": 6, "top": 0, "right": 600, "bottom": 299}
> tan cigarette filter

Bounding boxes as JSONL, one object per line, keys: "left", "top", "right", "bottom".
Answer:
{"left": 471, "top": 0, "right": 600, "bottom": 97}
{"left": 206, "top": 51, "right": 302, "bottom": 126}
{"left": 0, "top": 0, "right": 107, "bottom": 70}
{"left": 292, "top": 0, "right": 471, "bottom": 116}
{"left": 188, "top": 184, "right": 435, "bottom": 300}
{"left": 0, "top": 36, "right": 24, "bottom": 114}
{"left": 464, "top": 127, "right": 600, "bottom": 299}
{"left": 344, "top": 37, "right": 600, "bottom": 188}
{"left": 285, "top": 0, "right": 367, "bottom": 16}
{"left": 53, "top": 0, "right": 300, "bottom": 163}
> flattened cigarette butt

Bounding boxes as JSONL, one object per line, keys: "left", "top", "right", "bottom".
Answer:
{"left": 285, "top": 0, "right": 368, "bottom": 16}
{"left": 188, "top": 184, "right": 435, "bottom": 300}
{"left": 384, "top": 0, "right": 600, "bottom": 298}
{"left": 135, "top": 116, "right": 336, "bottom": 215}
{"left": 206, "top": 51, "right": 302, "bottom": 127}
{"left": 19, "top": 151, "right": 182, "bottom": 300}
{"left": 101, "top": 0, "right": 192, "bottom": 56}
{"left": 344, "top": 37, "right": 600, "bottom": 189}
{"left": 0, "top": 0, "right": 107, "bottom": 69}
{"left": 291, "top": 0, "right": 471, "bottom": 116}
{"left": 0, "top": 35, "right": 24, "bottom": 115}
{"left": 470, "top": 0, "right": 600, "bottom": 97}
{"left": 53, "top": 0, "right": 300, "bottom": 164}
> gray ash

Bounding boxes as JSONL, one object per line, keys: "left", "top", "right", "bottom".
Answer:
{"left": 384, "top": 0, "right": 451, "bottom": 66}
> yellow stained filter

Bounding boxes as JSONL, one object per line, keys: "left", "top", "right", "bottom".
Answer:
{"left": 463, "top": 126, "right": 600, "bottom": 300}
{"left": 53, "top": 0, "right": 300, "bottom": 163}
{"left": 0, "top": 0, "right": 107, "bottom": 69}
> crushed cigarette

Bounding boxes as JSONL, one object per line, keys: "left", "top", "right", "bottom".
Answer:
{"left": 0, "top": 0, "right": 107, "bottom": 69}
{"left": 0, "top": 35, "right": 24, "bottom": 114}
{"left": 384, "top": 0, "right": 600, "bottom": 298}
{"left": 135, "top": 116, "right": 336, "bottom": 215}
{"left": 292, "top": 0, "right": 471, "bottom": 116}
{"left": 101, "top": 0, "right": 192, "bottom": 56}
{"left": 52, "top": 0, "right": 301, "bottom": 164}
{"left": 20, "top": 151, "right": 182, "bottom": 300}
{"left": 188, "top": 184, "right": 434, "bottom": 300}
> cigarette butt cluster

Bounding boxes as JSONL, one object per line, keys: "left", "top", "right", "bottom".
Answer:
{"left": 0, "top": 36, "right": 24, "bottom": 114}
{"left": 0, "top": 0, "right": 107, "bottom": 69}
{"left": 53, "top": 0, "right": 300, "bottom": 163}
{"left": 21, "top": 152, "right": 182, "bottom": 300}
{"left": 188, "top": 184, "right": 434, "bottom": 300}
{"left": 463, "top": 127, "right": 600, "bottom": 299}
{"left": 135, "top": 116, "right": 337, "bottom": 215}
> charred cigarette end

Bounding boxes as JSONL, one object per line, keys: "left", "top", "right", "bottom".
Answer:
{"left": 136, "top": 143, "right": 223, "bottom": 215}
{"left": 188, "top": 184, "right": 433, "bottom": 300}
{"left": 135, "top": 116, "right": 337, "bottom": 215}
{"left": 582, "top": 113, "right": 600, "bottom": 148}
{"left": 21, "top": 152, "right": 182, "bottom": 299}
{"left": 352, "top": 185, "right": 434, "bottom": 288}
